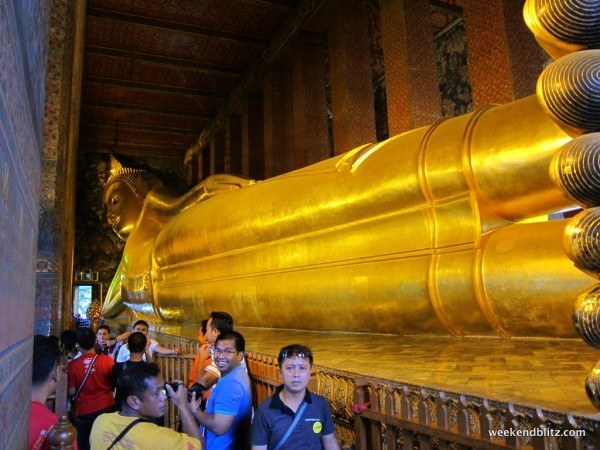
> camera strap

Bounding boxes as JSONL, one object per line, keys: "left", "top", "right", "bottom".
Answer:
{"left": 107, "top": 418, "right": 147, "bottom": 449}
{"left": 273, "top": 401, "right": 307, "bottom": 450}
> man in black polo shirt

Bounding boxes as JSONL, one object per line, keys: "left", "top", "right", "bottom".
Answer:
{"left": 250, "top": 344, "right": 340, "bottom": 450}
{"left": 112, "top": 332, "right": 147, "bottom": 385}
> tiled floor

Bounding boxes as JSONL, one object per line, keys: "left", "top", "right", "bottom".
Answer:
{"left": 149, "top": 322, "right": 600, "bottom": 418}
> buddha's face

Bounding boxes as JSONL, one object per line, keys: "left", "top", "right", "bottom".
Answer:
{"left": 104, "top": 181, "right": 144, "bottom": 240}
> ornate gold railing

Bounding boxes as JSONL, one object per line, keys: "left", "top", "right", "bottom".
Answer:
{"left": 152, "top": 332, "right": 600, "bottom": 449}
{"left": 353, "top": 380, "right": 600, "bottom": 450}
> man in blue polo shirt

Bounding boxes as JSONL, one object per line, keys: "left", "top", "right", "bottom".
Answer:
{"left": 251, "top": 344, "right": 340, "bottom": 450}
{"left": 193, "top": 330, "right": 252, "bottom": 449}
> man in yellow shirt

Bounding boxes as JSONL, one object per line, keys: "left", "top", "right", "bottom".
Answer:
{"left": 90, "top": 362, "right": 201, "bottom": 449}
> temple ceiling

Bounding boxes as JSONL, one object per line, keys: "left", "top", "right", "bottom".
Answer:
{"left": 78, "top": 0, "right": 463, "bottom": 161}
{"left": 79, "top": 0, "right": 296, "bottom": 159}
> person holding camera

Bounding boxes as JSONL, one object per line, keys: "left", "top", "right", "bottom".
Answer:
{"left": 90, "top": 362, "right": 202, "bottom": 449}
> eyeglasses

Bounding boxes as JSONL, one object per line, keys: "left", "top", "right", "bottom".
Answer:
{"left": 211, "top": 348, "right": 237, "bottom": 356}
{"left": 279, "top": 351, "right": 309, "bottom": 360}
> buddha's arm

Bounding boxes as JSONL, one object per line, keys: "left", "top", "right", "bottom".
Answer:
{"left": 143, "top": 174, "right": 255, "bottom": 216}
{"left": 102, "top": 263, "right": 126, "bottom": 317}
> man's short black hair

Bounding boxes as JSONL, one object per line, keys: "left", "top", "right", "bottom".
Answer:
{"left": 209, "top": 311, "right": 233, "bottom": 334}
{"left": 98, "top": 325, "right": 110, "bottom": 333}
{"left": 128, "top": 332, "right": 147, "bottom": 353}
{"left": 216, "top": 330, "right": 245, "bottom": 352}
{"left": 133, "top": 320, "right": 149, "bottom": 329}
{"left": 277, "top": 344, "right": 314, "bottom": 367}
{"left": 60, "top": 330, "right": 77, "bottom": 352}
{"left": 115, "top": 362, "right": 161, "bottom": 411}
{"left": 32, "top": 335, "right": 61, "bottom": 386}
{"left": 76, "top": 327, "right": 96, "bottom": 351}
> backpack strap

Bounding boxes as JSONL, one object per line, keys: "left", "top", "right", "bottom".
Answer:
{"left": 73, "top": 354, "right": 98, "bottom": 402}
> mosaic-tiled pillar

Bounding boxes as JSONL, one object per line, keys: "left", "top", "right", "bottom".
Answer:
{"left": 188, "top": 153, "right": 199, "bottom": 185}
{"left": 36, "top": 0, "right": 72, "bottom": 336}
{"left": 263, "top": 68, "right": 295, "bottom": 178}
{"left": 379, "top": 0, "right": 410, "bottom": 135}
{"left": 212, "top": 132, "right": 226, "bottom": 174}
{"left": 193, "top": 152, "right": 202, "bottom": 183}
{"left": 1, "top": 0, "right": 51, "bottom": 446}
{"left": 328, "top": 0, "right": 376, "bottom": 155}
{"left": 36, "top": 209, "right": 61, "bottom": 335}
{"left": 210, "top": 142, "right": 215, "bottom": 176}
{"left": 202, "top": 145, "right": 211, "bottom": 180}
{"left": 242, "top": 93, "right": 265, "bottom": 180}
{"left": 291, "top": 33, "right": 331, "bottom": 167}
{"left": 54, "top": 0, "right": 86, "bottom": 333}
{"left": 462, "top": 0, "right": 514, "bottom": 107}
{"left": 380, "top": 0, "right": 440, "bottom": 134}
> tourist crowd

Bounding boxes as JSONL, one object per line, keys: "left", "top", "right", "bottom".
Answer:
{"left": 30, "top": 312, "right": 340, "bottom": 450}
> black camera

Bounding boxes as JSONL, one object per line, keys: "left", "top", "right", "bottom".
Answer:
{"left": 163, "top": 381, "right": 182, "bottom": 399}
{"left": 188, "top": 382, "right": 207, "bottom": 400}
{"left": 164, "top": 381, "right": 206, "bottom": 402}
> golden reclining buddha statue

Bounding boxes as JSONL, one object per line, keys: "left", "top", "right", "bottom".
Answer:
{"left": 102, "top": 0, "right": 600, "bottom": 340}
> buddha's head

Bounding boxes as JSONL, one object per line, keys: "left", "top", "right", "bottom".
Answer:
{"left": 103, "top": 168, "right": 163, "bottom": 240}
